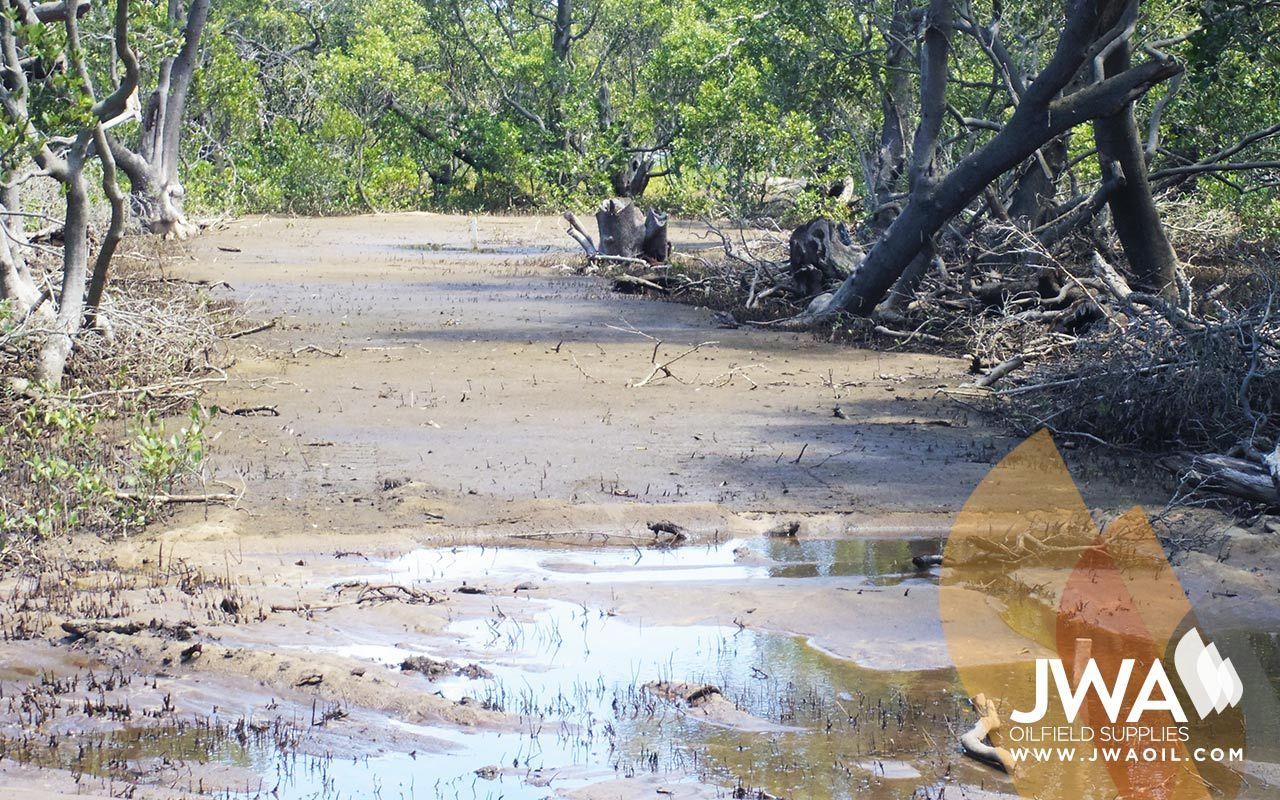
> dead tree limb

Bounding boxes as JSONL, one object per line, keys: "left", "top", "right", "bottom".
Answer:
{"left": 960, "top": 693, "right": 1015, "bottom": 773}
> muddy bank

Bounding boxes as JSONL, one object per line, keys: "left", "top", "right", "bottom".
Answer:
{"left": 1, "top": 214, "right": 1271, "bottom": 800}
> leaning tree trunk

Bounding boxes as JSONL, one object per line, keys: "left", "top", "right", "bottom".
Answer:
{"left": 1094, "top": 37, "right": 1179, "bottom": 295}
{"left": 818, "top": 0, "right": 1180, "bottom": 318}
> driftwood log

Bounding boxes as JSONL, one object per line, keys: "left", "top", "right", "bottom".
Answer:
{"left": 960, "top": 693, "right": 1015, "bottom": 773}
{"left": 1164, "top": 453, "right": 1280, "bottom": 505}
{"left": 788, "top": 218, "right": 863, "bottom": 296}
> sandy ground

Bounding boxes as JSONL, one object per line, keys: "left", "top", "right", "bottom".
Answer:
{"left": 0, "top": 213, "right": 1272, "bottom": 800}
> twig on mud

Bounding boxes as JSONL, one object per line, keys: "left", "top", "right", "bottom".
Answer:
{"left": 271, "top": 582, "right": 446, "bottom": 615}
{"left": 873, "top": 323, "right": 946, "bottom": 346}
{"left": 568, "top": 352, "right": 605, "bottom": 384}
{"left": 227, "top": 317, "right": 279, "bottom": 339}
{"left": 292, "top": 344, "right": 343, "bottom": 358}
{"left": 113, "top": 489, "right": 240, "bottom": 504}
{"left": 51, "top": 371, "right": 229, "bottom": 402}
{"left": 634, "top": 340, "right": 718, "bottom": 387}
{"left": 230, "top": 404, "right": 279, "bottom": 417}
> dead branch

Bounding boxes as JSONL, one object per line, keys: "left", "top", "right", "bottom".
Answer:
{"left": 633, "top": 340, "right": 717, "bottom": 387}
{"left": 227, "top": 317, "right": 279, "bottom": 339}
{"left": 960, "top": 693, "right": 1015, "bottom": 773}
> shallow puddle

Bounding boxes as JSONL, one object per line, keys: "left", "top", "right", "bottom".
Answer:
{"left": 261, "top": 533, "right": 965, "bottom": 799}
{"left": 378, "top": 536, "right": 942, "bottom": 587}
{"left": 31, "top": 539, "right": 963, "bottom": 798}
{"left": 268, "top": 595, "right": 964, "bottom": 799}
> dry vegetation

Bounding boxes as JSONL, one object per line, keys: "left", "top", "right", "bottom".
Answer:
{"left": 0, "top": 238, "right": 239, "bottom": 566}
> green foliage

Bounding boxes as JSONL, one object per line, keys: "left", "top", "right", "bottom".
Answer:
{"left": 171, "top": 0, "right": 1280, "bottom": 226}
{"left": 0, "top": 400, "right": 207, "bottom": 546}
{"left": 182, "top": 0, "right": 887, "bottom": 216}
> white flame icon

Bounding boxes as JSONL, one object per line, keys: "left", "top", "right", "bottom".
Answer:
{"left": 1174, "top": 628, "right": 1243, "bottom": 719}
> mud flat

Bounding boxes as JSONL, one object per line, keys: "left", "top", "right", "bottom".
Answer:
{"left": 1, "top": 214, "right": 1273, "bottom": 799}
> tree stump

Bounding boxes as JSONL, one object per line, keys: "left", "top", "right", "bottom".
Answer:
{"left": 596, "top": 197, "right": 646, "bottom": 258}
{"left": 594, "top": 197, "right": 670, "bottom": 262}
{"left": 642, "top": 208, "right": 670, "bottom": 262}
{"left": 788, "top": 218, "right": 863, "bottom": 296}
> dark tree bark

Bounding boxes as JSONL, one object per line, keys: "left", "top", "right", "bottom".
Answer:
{"left": 642, "top": 209, "right": 670, "bottom": 262}
{"left": 108, "top": 0, "right": 210, "bottom": 238}
{"left": 868, "top": 0, "right": 914, "bottom": 232}
{"left": 552, "top": 0, "right": 573, "bottom": 63}
{"left": 612, "top": 154, "right": 654, "bottom": 198}
{"left": 906, "top": 0, "right": 953, "bottom": 193}
{"left": 596, "top": 197, "right": 646, "bottom": 258}
{"left": 1007, "top": 135, "right": 1070, "bottom": 225}
{"left": 817, "top": 0, "right": 1180, "bottom": 319}
{"left": 879, "top": 0, "right": 951, "bottom": 309}
{"left": 1093, "top": 36, "right": 1179, "bottom": 294}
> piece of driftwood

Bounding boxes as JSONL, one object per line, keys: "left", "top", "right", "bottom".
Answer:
{"left": 764, "top": 521, "right": 800, "bottom": 537}
{"left": 563, "top": 211, "right": 598, "bottom": 256}
{"left": 647, "top": 520, "right": 688, "bottom": 547}
{"left": 960, "top": 693, "right": 1015, "bottom": 773}
{"left": 911, "top": 554, "right": 943, "bottom": 570}
{"left": 975, "top": 354, "right": 1026, "bottom": 388}
{"left": 1164, "top": 453, "right": 1280, "bottom": 504}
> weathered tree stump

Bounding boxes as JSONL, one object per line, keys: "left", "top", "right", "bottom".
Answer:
{"left": 642, "top": 208, "right": 670, "bottom": 262}
{"left": 596, "top": 197, "right": 645, "bottom": 258}
{"left": 593, "top": 197, "right": 669, "bottom": 262}
{"left": 788, "top": 218, "right": 863, "bottom": 296}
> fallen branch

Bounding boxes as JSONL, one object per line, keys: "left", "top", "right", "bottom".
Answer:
{"left": 634, "top": 340, "right": 717, "bottom": 387}
{"left": 293, "top": 345, "right": 343, "bottom": 358}
{"left": 1163, "top": 453, "right": 1280, "bottom": 505}
{"left": 614, "top": 274, "right": 669, "bottom": 294}
{"left": 231, "top": 404, "right": 279, "bottom": 417}
{"left": 975, "top": 354, "right": 1026, "bottom": 388}
{"left": 227, "top": 317, "right": 279, "bottom": 339}
{"left": 563, "top": 211, "right": 598, "bottom": 256}
{"left": 960, "top": 693, "right": 1014, "bottom": 773}
{"left": 114, "top": 489, "right": 240, "bottom": 504}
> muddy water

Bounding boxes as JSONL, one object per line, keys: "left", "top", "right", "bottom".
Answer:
{"left": 212, "top": 538, "right": 958, "bottom": 798}
{"left": 3, "top": 538, "right": 968, "bottom": 799}
{"left": 377, "top": 537, "right": 940, "bottom": 586}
